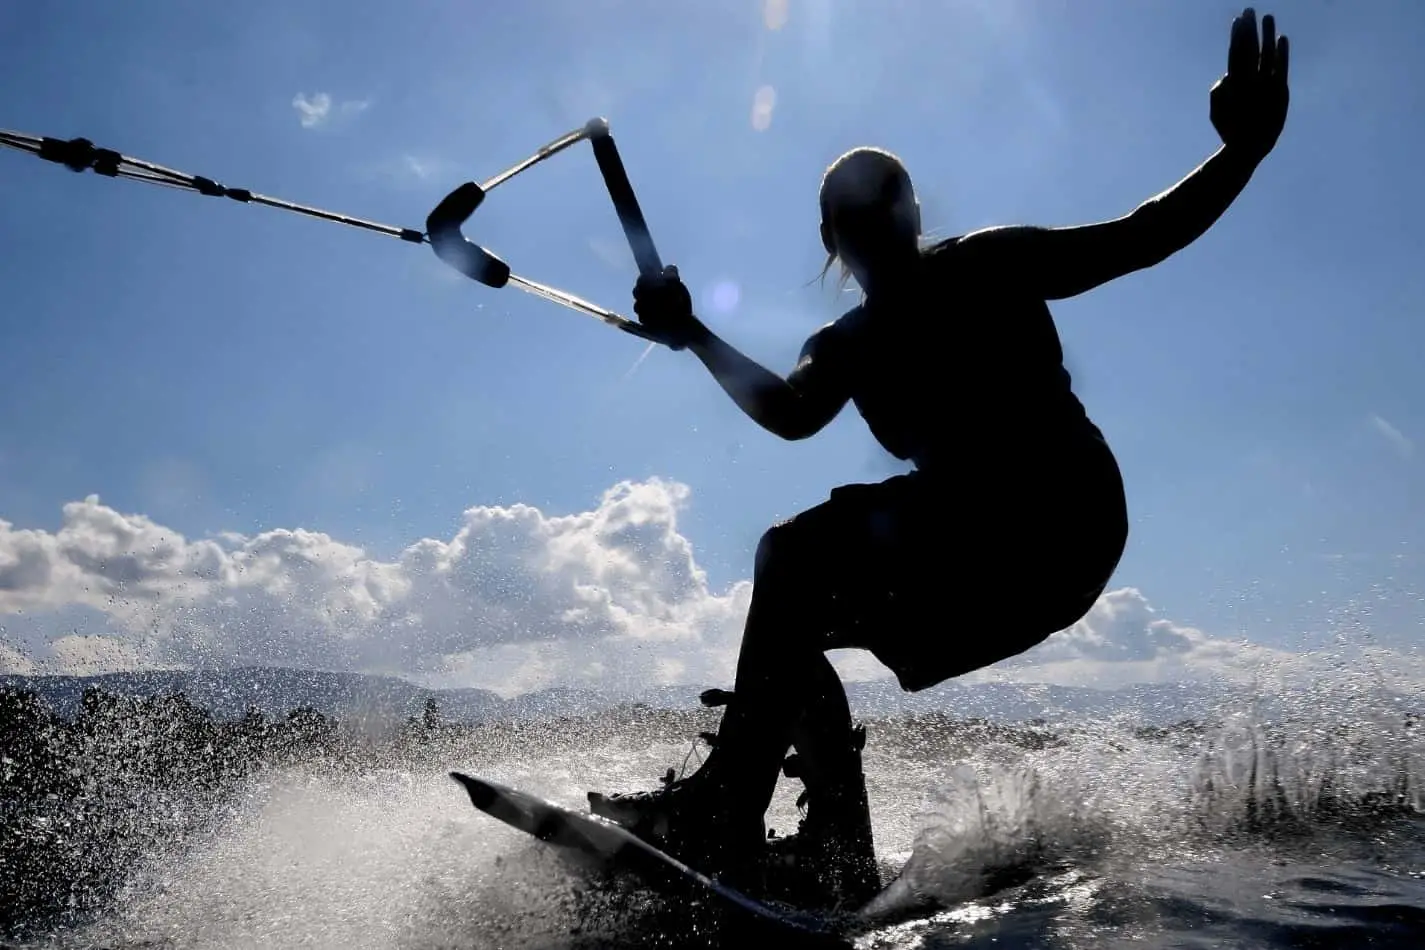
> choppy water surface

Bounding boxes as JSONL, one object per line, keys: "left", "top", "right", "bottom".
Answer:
{"left": 5, "top": 687, "right": 1423, "bottom": 950}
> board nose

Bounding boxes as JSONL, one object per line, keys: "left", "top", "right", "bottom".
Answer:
{"left": 450, "top": 771, "right": 497, "bottom": 809}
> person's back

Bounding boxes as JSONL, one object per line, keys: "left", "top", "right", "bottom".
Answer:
{"left": 817, "top": 239, "right": 1102, "bottom": 475}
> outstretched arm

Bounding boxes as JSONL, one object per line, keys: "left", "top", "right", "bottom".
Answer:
{"left": 961, "top": 144, "right": 1265, "bottom": 300}
{"left": 958, "top": 8, "right": 1289, "bottom": 301}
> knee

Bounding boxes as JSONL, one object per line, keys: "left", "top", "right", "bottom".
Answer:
{"left": 753, "top": 524, "right": 783, "bottom": 578}
{"left": 754, "top": 520, "right": 804, "bottom": 581}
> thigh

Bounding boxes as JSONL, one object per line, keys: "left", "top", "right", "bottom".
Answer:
{"left": 869, "top": 462, "right": 1129, "bottom": 692}
{"left": 767, "top": 456, "right": 1128, "bottom": 691}
{"left": 765, "top": 473, "right": 943, "bottom": 642}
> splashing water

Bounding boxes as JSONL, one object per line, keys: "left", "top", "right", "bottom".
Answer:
{"left": 4, "top": 685, "right": 1423, "bottom": 950}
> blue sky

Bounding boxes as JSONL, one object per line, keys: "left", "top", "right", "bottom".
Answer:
{"left": 0, "top": 1, "right": 1422, "bottom": 688}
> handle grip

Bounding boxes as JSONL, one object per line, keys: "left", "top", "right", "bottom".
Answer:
{"left": 587, "top": 127, "right": 663, "bottom": 278}
{"left": 425, "top": 182, "right": 512, "bottom": 288}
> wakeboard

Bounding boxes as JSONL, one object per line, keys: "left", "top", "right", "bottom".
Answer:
{"left": 449, "top": 771, "right": 852, "bottom": 948}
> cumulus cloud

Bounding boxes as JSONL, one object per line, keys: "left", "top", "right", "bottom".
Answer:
{"left": 0, "top": 643, "right": 35, "bottom": 675}
{"left": 49, "top": 635, "right": 148, "bottom": 676}
{"left": 2, "top": 485, "right": 1419, "bottom": 698}
{"left": 0, "top": 482, "right": 750, "bottom": 695}
{"left": 965, "top": 586, "right": 1425, "bottom": 693}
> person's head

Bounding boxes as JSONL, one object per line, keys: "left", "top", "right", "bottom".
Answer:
{"left": 818, "top": 146, "right": 921, "bottom": 293}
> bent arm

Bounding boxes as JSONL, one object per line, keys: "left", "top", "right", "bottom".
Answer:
{"left": 685, "top": 324, "right": 848, "bottom": 441}
{"left": 961, "top": 143, "right": 1265, "bottom": 300}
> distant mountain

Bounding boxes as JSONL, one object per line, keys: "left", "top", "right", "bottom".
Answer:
{"left": 1, "top": 666, "right": 1241, "bottom": 727}
{"left": 0, "top": 667, "right": 501, "bottom": 727}
{"left": 841, "top": 678, "right": 1235, "bottom": 723}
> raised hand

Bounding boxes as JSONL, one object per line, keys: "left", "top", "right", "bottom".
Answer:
{"left": 632, "top": 265, "right": 705, "bottom": 351}
{"left": 1210, "top": 8, "right": 1290, "bottom": 161}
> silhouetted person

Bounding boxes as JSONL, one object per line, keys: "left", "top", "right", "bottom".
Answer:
{"left": 591, "top": 7, "right": 1290, "bottom": 908}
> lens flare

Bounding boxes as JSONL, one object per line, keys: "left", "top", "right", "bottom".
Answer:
{"left": 763, "top": 0, "right": 789, "bottom": 31}
{"left": 703, "top": 279, "right": 741, "bottom": 314}
{"left": 751, "top": 85, "right": 777, "bottom": 131}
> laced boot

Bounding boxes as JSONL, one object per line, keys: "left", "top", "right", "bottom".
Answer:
{"left": 764, "top": 723, "right": 881, "bottom": 911}
{"left": 587, "top": 687, "right": 764, "bottom": 882}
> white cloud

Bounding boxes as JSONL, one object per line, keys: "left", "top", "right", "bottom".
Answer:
{"left": 0, "top": 482, "right": 749, "bottom": 696}
{"left": 966, "top": 586, "right": 1425, "bottom": 694}
{"left": 292, "top": 93, "right": 370, "bottom": 130}
{"left": 2, "top": 485, "right": 1420, "bottom": 698}
{"left": 355, "top": 153, "right": 459, "bottom": 190}
{"left": 0, "top": 643, "right": 35, "bottom": 675}
{"left": 397, "top": 154, "right": 436, "bottom": 180}
{"left": 292, "top": 92, "right": 332, "bottom": 128}
{"left": 1369, "top": 413, "right": 1414, "bottom": 458}
{"left": 49, "top": 634, "right": 148, "bottom": 676}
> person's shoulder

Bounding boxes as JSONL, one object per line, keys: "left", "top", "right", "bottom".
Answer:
{"left": 831, "top": 302, "right": 868, "bottom": 329}
{"left": 801, "top": 307, "right": 861, "bottom": 359}
{"left": 935, "top": 225, "right": 1045, "bottom": 260}
{"left": 920, "top": 234, "right": 966, "bottom": 258}
{"left": 826, "top": 302, "right": 871, "bottom": 340}
{"left": 917, "top": 234, "right": 967, "bottom": 278}
{"left": 921, "top": 228, "right": 1039, "bottom": 285}
{"left": 921, "top": 230, "right": 1014, "bottom": 262}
